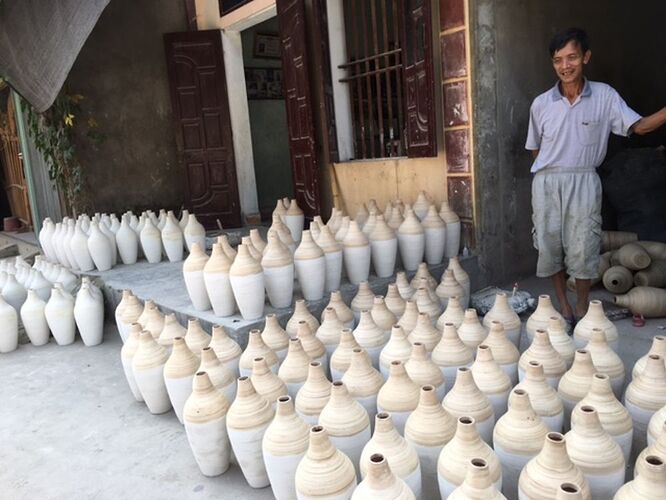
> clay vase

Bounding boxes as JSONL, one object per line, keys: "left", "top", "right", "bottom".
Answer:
{"left": 157, "top": 313, "right": 185, "bottom": 348}
{"left": 518, "top": 432, "right": 591, "bottom": 500}
{"left": 251, "top": 356, "right": 288, "bottom": 407}
{"left": 87, "top": 221, "right": 113, "bottom": 271}
{"left": 262, "top": 395, "right": 310, "bottom": 500}
{"left": 437, "top": 296, "right": 465, "bottom": 330}
{"left": 208, "top": 325, "right": 243, "bottom": 375}
{"left": 584, "top": 329, "right": 625, "bottom": 397}
{"left": 515, "top": 361, "right": 565, "bottom": 432}
{"left": 336, "top": 215, "right": 351, "bottom": 242}
{"left": 353, "top": 310, "right": 387, "bottom": 369}
{"left": 44, "top": 286, "right": 76, "bottom": 346}
{"left": 484, "top": 320, "right": 521, "bottom": 384}
{"left": 408, "top": 312, "right": 441, "bottom": 352}
{"left": 183, "top": 243, "right": 211, "bottom": 312}
{"left": 132, "top": 331, "right": 172, "bottom": 414}
{"left": 229, "top": 244, "right": 265, "bottom": 320}
{"left": 271, "top": 215, "right": 297, "bottom": 253}
{"left": 250, "top": 228, "right": 266, "bottom": 253}
{"left": 494, "top": 388, "right": 549, "bottom": 499}
{"left": 295, "top": 425, "right": 358, "bottom": 499}
{"left": 184, "top": 318, "right": 211, "bottom": 354}
{"left": 637, "top": 421, "right": 666, "bottom": 478}
{"left": 295, "top": 361, "right": 331, "bottom": 424}
{"left": 287, "top": 300, "right": 320, "bottom": 337}
{"left": 396, "top": 271, "right": 415, "bottom": 300}
{"left": 472, "top": 344, "right": 512, "bottom": 418}
{"left": 317, "top": 225, "right": 343, "bottom": 292}
{"left": 397, "top": 300, "right": 419, "bottom": 335}
{"left": 164, "top": 337, "right": 199, "bottom": 423}
{"left": 278, "top": 338, "right": 311, "bottom": 398}
{"left": 647, "top": 402, "right": 666, "bottom": 447}
{"left": 379, "top": 326, "right": 415, "bottom": 378}
{"left": 483, "top": 293, "right": 522, "bottom": 347}
{"left": 409, "top": 263, "right": 438, "bottom": 290}
{"left": 603, "top": 266, "right": 634, "bottom": 294}
{"left": 388, "top": 205, "right": 405, "bottom": 231}
{"left": 297, "top": 321, "right": 328, "bottom": 367}
{"left": 458, "top": 309, "right": 488, "bottom": 349}
{"left": 143, "top": 304, "right": 165, "bottom": 340}
{"left": 342, "top": 348, "right": 384, "bottom": 420}
{"left": 377, "top": 360, "right": 420, "bottom": 434}
{"left": 199, "top": 346, "right": 236, "bottom": 403}
{"left": 261, "top": 314, "right": 289, "bottom": 362}
{"left": 557, "top": 349, "right": 596, "bottom": 430}
{"left": 20, "top": 290, "right": 49, "bottom": 346}
{"left": 273, "top": 199, "right": 287, "bottom": 222}
{"left": 360, "top": 412, "right": 422, "bottom": 497}
{"left": 519, "top": 329, "right": 567, "bottom": 389}
{"left": 317, "top": 307, "right": 345, "bottom": 359}
{"left": 614, "top": 286, "right": 666, "bottom": 318}
{"left": 352, "top": 452, "right": 416, "bottom": 499}
{"left": 120, "top": 324, "right": 143, "bottom": 401}
{"left": 203, "top": 243, "right": 236, "bottom": 317}
{"left": 323, "top": 290, "right": 355, "bottom": 329}
{"left": 70, "top": 221, "right": 95, "bottom": 271}
{"left": 319, "top": 380, "right": 372, "bottom": 479}
{"left": 183, "top": 213, "right": 206, "bottom": 253}
{"left": 285, "top": 199, "right": 305, "bottom": 243}
{"left": 601, "top": 230, "right": 638, "bottom": 252}
{"left": 217, "top": 234, "right": 237, "bottom": 260}
{"left": 436, "top": 270, "right": 465, "bottom": 311}
{"left": 625, "top": 354, "right": 666, "bottom": 454}
{"left": 294, "top": 230, "right": 326, "bottom": 301}
{"left": 566, "top": 405, "right": 625, "bottom": 498}
{"left": 633, "top": 335, "right": 666, "bottom": 380}
{"left": 420, "top": 205, "right": 446, "bottom": 266}
{"left": 119, "top": 293, "right": 143, "bottom": 342}
{"left": 343, "top": 221, "right": 371, "bottom": 285}
{"left": 397, "top": 206, "right": 425, "bottom": 272}
{"left": 615, "top": 454, "right": 666, "bottom": 499}
{"left": 226, "top": 376, "right": 275, "bottom": 488}
{"left": 449, "top": 458, "right": 507, "bottom": 500}
{"left": 330, "top": 329, "right": 360, "bottom": 380}
{"left": 447, "top": 257, "right": 470, "bottom": 306}
{"left": 574, "top": 301, "right": 619, "bottom": 351}
{"left": 74, "top": 282, "right": 104, "bottom": 347}
{"left": 239, "top": 329, "right": 278, "bottom": 377}
{"left": 369, "top": 215, "right": 398, "bottom": 278}
{"left": 412, "top": 191, "right": 430, "bottom": 220}
{"left": 614, "top": 242, "right": 651, "bottom": 271}
{"left": 413, "top": 287, "right": 442, "bottom": 323}
{"left": 161, "top": 213, "right": 184, "bottom": 262}
{"left": 140, "top": 218, "right": 162, "bottom": 263}
{"left": 405, "top": 342, "right": 447, "bottom": 400}
{"left": 0, "top": 295, "right": 18, "bottom": 353}
{"left": 385, "top": 284, "right": 407, "bottom": 319}
{"left": 526, "top": 295, "right": 566, "bottom": 342}
{"left": 432, "top": 323, "right": 474, "bottom": 391}
{"left": 547, "top": 317, "right": 576, "bottom": 368}
{"left": 2, "top": 274, "right": 26, "bottom": 315}
{"left": 634, "top": 260, "right": 666, "bottom": 287}
{"left": 437, "top": 416, "right": 502, "bottom": 497}
{"left": 371, "top": 296, "right": 396, "bottom": 339}
{"left": 440, "top": 200, "right": 461, "bottom": 258}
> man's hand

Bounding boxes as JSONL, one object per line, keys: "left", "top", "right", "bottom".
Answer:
{"left": 531, "top": 149, "right": 539, "bottom": 159}
{"left": 632, "top": 106, "right": 666, "bottom": 135}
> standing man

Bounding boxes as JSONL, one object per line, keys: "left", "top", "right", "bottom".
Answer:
{"left": 526, "top": 27, "right": 666, "bottom": 326}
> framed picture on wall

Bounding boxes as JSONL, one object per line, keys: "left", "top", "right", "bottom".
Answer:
{"left": 254, "top": 33, "right": 281, "bottom": 59}
{"left": 245, "top": 68, "right": 283, "bottom": 100}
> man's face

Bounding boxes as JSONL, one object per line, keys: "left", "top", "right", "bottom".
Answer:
{"left": 551, "top": 40, "right": 591, "bottom": 85}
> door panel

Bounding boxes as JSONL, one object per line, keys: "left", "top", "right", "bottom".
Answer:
{"left": 164, "top": 30, "right": 241, "bottom": 228}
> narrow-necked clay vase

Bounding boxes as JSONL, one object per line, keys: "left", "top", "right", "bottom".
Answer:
{"left": 558, "top": 349, "right": 596, "bottom": 430}
{"left": 164, "top": 337, "right": 199, "bottom": 423}
{"left": 217, "top": 234, "right": 237, "bottom": 260}
{"left": 317, "top": 307, "right": 345, "bottom": 358}
{"left": 436, "top": 269, "right": 464, "bottom": 310}
{"left": 636, "top": 421, "right": 666, "bottom": 479}
{"left": 371, "top": 296, "right": 396, "bottom": 339}
{"left": 20, "top": 290, "right": 49, "bottom": 347}
{"left": 250, "top": 228, "right": 266, "bottom": 253}
{"left": 526, "top": 295, "right": 566, "bottom": 343}
{"left": 647, "top": 402, "right": 666, "bottom": 447}
{"left": 603, "top": 265, "right": 634, "bottom": 294}
{"left": 278, "top": 338, "right": 311, "bottom": 398}
{"left": 395, "top": 271, "right": 414, "bottom": 300}
{"left": 140, "top": 218, "right": 162, "bottom": 264}
{"left": 183, "top": 371, "right": 231, "bottom": 476}
{"left": 199, "top": 346, "right": 236, "bottom": 403}
{"left": 494, "top": 388, "right": 549, "bottom": 499}
{"left": 294, "top": 230, "right": 326, "bottom": 301}
{"left": 632, "top": 335, "right": 666, "bottom": 380}
{"left": 295, "top": 361, "right": 331, "bottom": 425}
{"left": 447, "top": 256, "right": 471, "bottom": 308}
{"left": 440, "top": 200, "right": 461, "bottom": 258}
{"left": 343, "top": 221, "right": 371, "bottom": 285}
{"left": 319, "top": 380, "right": 371, "bottom": 480}
{"left": 119, "top": 293, "right": 143, "bottom": 342}
{"left": 615, "top": 454, "right": 666, "bottom": 499}
{"left": 351, "top": 281, "right": 375, "bottom": 323}
{"left": 132, "top": 331, "right": 172, "bottom": 414}
{"left": 565, "top": 405, "right": 625, "bottom": 498}
{"left": 409, "top": 263, "right": 437, "bottom": 291}
{"left": 330, "top": 329, "right": 361, "bottom": 380}
{"left": 397, "top": 206, "right": 425, "bottom": 272}
{"left": 548, "top": 317, "right": 576, "bottom": 368}
{"left": 143, "top": 304, "right": 165, "bottom": 340}
{"left": 422, "top": 205, "right": 446, "bottom": 266}
{"left": 261, "top": 314, "right": 289, "bottom": 362}
{"left": 209, "top": 325, "right": 241, "bottom": 375}
{"left": 515, "top": 360, "right": 565, "bottom": 432}
{"left": 183, "top": 213, "right": 206, "bottom": 253}
{"left": 449, "top": 457, "right": 507, "bottom": 500}
{"left": 229, "top": 244, "right": 264, "bottom": 320}
{"left": 388, "top": 204, "right": 405, "bottom": 231}
{"left": 369, "top": 215, "right": 398, "bottom": 278}
{"left": 482, "top": 293, "right": 522, "bottom": 347}
{"left": 184, "top": 318, "right": 211, "bottom": 355}
{"left": 614, "top": 242, "right": 651, "bottom": 270}
{"left": 380, "top": 325, "right": 413, "bottom": 379}
{"left": 353, "top": 310, "right": 387, "bottom": 369}
{"left": 161, "top": 212, "right": 184, "bottom": 262}
{"left": 262, "top": 395, "right": 310, "bottom": 500}
{"left": 323, "top": 290, "right": 355, "bottom": 329}
{"left": 271, "top": 214, "right": 297, "bottom": 253}
{"left": 44, "top": 286, "right": 76, "bottom": 346}
{"left": 342, "top": 348, "right": 384, "bottom": 421}
{"left": 437, "top": 416, "right": 503, "bottom": 497}
{"left": 437, "top": 296, "right": 465, "bottom": 330}
{"left": 405, "top": 342, "right": 447, "bottom": 400}
{"left": 226, "top": 376, "right": 275, "bottom": 488}
{"left": 183, "top": 243, "right": 211, "bottom": 311}
{"left": 297, "top": 321, "right": 328, "bottom": 367}
{"left": 74, "top": 282, "right": 104, "bottom": 347}
{"left": 295, "top": 425, "right": 357, "bottom": 499}
{"left": 397, "top": 300, "right": 419, "bottom": 335}
{"left": 483, "top": 320, "right": 520, "bottom": 384}
{"left": 408, "top": 313, "right": 441, "bottom": 353}
{"left": 203, "top": 243, "right": 236, "bottom": 317}
{"left": 614, "top": 286, "right": 666, "bottom": 317}
{"left": 413, "top": 289, "right": 442, "bottom": 326}
{"left": 287, "top": 300, "right": 320, "bottom": 337}
{"left": 377, "top": 360, "right": 420, "bottom": 434}
{"left": 87, "top": 221, "right": 113, "bottom": 271}
{"left": 573, "top": 300, "right": 619, "bottom": 351}
{"left": 472, "top": 344, "right": 512, "bottom": 418}
{"left": 251, "top": 356, "right": 288, "bottom": 407}
{"left": 432, "top": 323, "right": 474, "bottom": 392}
{"left": 583, "top": 328, "right": 625, "bottom": 398}
{"left": 239, "top": 329, "right": 278, "bottom": 378}
{"left": 385, "top": 284, "right": 407, "bottom": 318}
{"left": 285, "top": 198, "right": 305, "bottom": 243}
{"left": 317, "top": 225, "right": 343, "bottom": 292}
{"left": 519, "top": 329, "right": 567, "bottom": 389}
{"left": 518, "top": 432, "right": 591, "bottom": 500}
{"left": 458, "top": 309, "right": 488, "bottom": 349}
{"left": 120, "top": 324, "right": 143, "bottom": 401}
{"left": 353, "top": 452, "right": 416, "bottom": 499}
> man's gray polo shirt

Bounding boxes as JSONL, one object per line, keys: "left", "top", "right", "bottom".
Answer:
{"left": 525, "top": 79, "right": 642, "bottom": 173}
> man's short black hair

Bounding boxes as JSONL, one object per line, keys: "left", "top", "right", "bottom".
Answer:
{"left": 549, "top": 28, "right": 590, "bottom": 57}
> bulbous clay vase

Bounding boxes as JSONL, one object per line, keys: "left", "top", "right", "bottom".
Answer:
{"left": 565, "top": 405, "right": 625, "bottom": 498}
{"left": 140, "top": 218, "right": 162, "bottom": 264}
{"left": 397, "top": 207, "right": 425, "bottom": 271}
{"left": 278, "top": 338, "right": 311, "bottom": 398}
{"left": 184, "top": 318, "right": 211, "bottom": 355}
{"left": 408, "top": 312, "right": 442, "bottom": 352}
{"left": 647, "top": 403, "right": 666, "bottom": 447}
{"left": 614, "top": 286, "right": 666, "bottom": 318}
{"left": 397, "top": 300, "right": 419, "bottom": 335}
{"left": 121, "top": 324, "right": 144, "bottom": 401}
{"left": 199, "top": 346, "right": 236, "bottom": 403}
{"left": 437, "top": 416, "right": 502, "bottom": 497}
{"left": 353, "top": 310, "right": 387, "bottom": 369}
{"left": 482, "top": 292, "right": 522, "bottom": 347}
{"left": 87, "top": 221, "right": 113, "bottom": 271}
{"left": 613, "top": 242, "right": 651, "bottom": 271}
{"left": 352, "top": 452, "right": 416, "bottom": 499}
{"left": 557, "top": 349, "right": 596, "bottom": 430}
{"left": 387, "top": 204, "right": 404, "bottom": 231}
{"left": 226, "top": 376, "right": 275, "bottom": 488}
{"left": 20, "top": 290, "right": 49, "bottom": 347}
{"left": 296, "top": 321, "right": 328, "bottom": 367}
{"left": 44, "top": 286, "right": 76, "bottom": 346}
{"left": 431, "top": 323, "right": 474, "bottom": 392}
{"left": 132, "top": 331, "right": 172, "bottom": 414}
{"left": 601, "top": 230, "right": 638, "bottom": 252}
{"left": 436, "top": 269, "right": 464, "bottom": 309}
{"left": 573, "top": 300, "right": 619, "bottom": 351}
{"left": 370, "top": 215, "right": 398, "bottom": 278}
{"left": 239, "top": 329, "right": 278, "bottom": 378}
{"left": 164, "top": 337, "right": 200, "bottom": 423}
{"left": 458, "top": 309, "right": 488, "bottom": 349}
{"left": 360, "top": 413, "right": 422, "bottom": 497}
{"left": 615, "top": 454, "right": 666, "bottom": 499}
{"left": 518, "top": 432, "right": 591, "bottom": 500}
{"left": 472, "top": 344, "right": 512, "bottom": 418}
{"left": 547, "top": 317, "right": 576, "bottom": 368}
{"left": 317, "top": 307, "right": 345, "bottom": 359}
{"left": 261, "top": 314, "right": 289, "bottom": 363}
{"left": 203, "top": 243, "right": 236, "bottom": 317}
{"left": 336, "top": 215, "right": 351, "bottom": 243}
{"left": 377, "top": 360, "right": 420, "bottom": 434}
{"left": 262, "top": 395, "right": 310, "bottom": 500}
{"left": 319, "top": 380, "right": 371, "bottom": 479}
{"left": 519, "top": 329, "right": 567, "bottom": 389}
{"left": 634, "top": 260, "right": 666, "bottom": 288}
{"left": 423, "top": 205, "right": 447, "bottom": 266}
{"left": 385, "top": 283, "right": 407, "bottom": 319}
{"left": 625, "top": 354, "right": 666, "bottom": 455}
{"left": 515, "top": 361, "right": 565, "bottom": 432}
{"left": 74, "top": 282, "right": 104, "bottom": 347}
{"left": 405, "top": 385, "right": 456, "bottom": 499}
{"left": 603, "top": 265, "right": 634, "bottom": 294}
{"left": 317, "top": 225, "right": 343, "bottom": 292}
{"left": 183, "top": 371, "right": 231, "bottom": 476}
{"left": 209, "top": 325, "right": 242, "bottom": 375}
{"left": 285, "top": 198, "right": 305, "bottom": 243}
{"left": 273, "top": 199, "right": 287, "bottom": 222}
{"left": 229, "top": 244, "right": 264, "bottom": 320}
{"left": 142, "top": 303, "right": 165, "bottom": 341}
{"left": 217, "top": 234, "right": 237, "bottom": 260}
{"left": 438, "top": 296, "right": 465, "bottom": 330}
{"left": 409, "top": 262, "right": 437, "bottom": 292}
{"left": 371, "top": 296, "right": 396, "bottom": 339}
{"left": 351, "top": 281, "right": 375, "bottom": 323}
{"left": 295, "top": 425, "right": 357, "bottom": 499}
{"left": 343, "top": 221, "right": 371, "bottom": 285}
{"left": 583, "top": 328, "right": 625, "bottom": 398}
{"left": 636, "top": 421, "right": 666, "bottom": 479}
{"left": 494, "top": 388, "right": 549, "bottom": 499}
{"left": 405, "top": 342, "right": 446, "bottom": 400}
{"left": 161, "top": 213, "right": 184, "bottom": 262}
{"left": 449, "top": 458, "right": 507, "bottom": 500}
{"left": 632, "top": 335, "right": 666, "bottom": 380}
{"left": 412, "top": 191, "right": 430, "bottom": 221}
{"left": 439, "top": 200, "right": 461, "bottom": 258}
{"left": 395, "top": 271, "right": 414, "bottom": 300}
{"left": 342, "top": 348, "right": 384, "bottom": 421}
{"left": 287, "top": 300, "right": 320, "bottom": 338}
{"left": 183, "top": 243, "right": 211, "bottom": 312}
{"left": 330, "top": 329, "right": 360, "bottom": 380}
{"left": 380, "top": 325, "right": 413, "bottom": 378}
{"left": 119, "top": 292, "right": 143, "bottom": 342}
{"left": 323, "top": 290, "right": 355, "bottom": 329}
{"left": 526, "top": 295, "right": 566, "bottom": 343}
{"left": 183, "top": 213, "right": 206, "bottom": 253}
{"left": 443, "top": 367, "right": 496, "bottom": 445}
{"left": 294, "top": 230, "right": 326, "bottom": 301}
{"left": 251, "top": 356, "right": 288, "bottom": 407}
{"left": 295, "top": 361, "right": 331, "bottom": 425}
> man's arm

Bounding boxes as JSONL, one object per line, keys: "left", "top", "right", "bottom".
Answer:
{"left": 631, "top": 106, "right": 666, "bottom": 136}
{"left": 531, "top": 150, "right": 539, "bottom": 159}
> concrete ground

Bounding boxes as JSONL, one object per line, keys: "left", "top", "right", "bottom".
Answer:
{"left": 0, "top": 274, "right": 663, "bottom": 499}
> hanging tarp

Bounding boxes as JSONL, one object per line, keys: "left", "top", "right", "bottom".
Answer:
{"left": 0, "top": 0, "right": 110, "bottom": 112}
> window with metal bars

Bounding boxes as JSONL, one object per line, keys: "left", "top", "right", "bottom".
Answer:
{"left": 340, "top": 0, "right": 436, "bottom": 160}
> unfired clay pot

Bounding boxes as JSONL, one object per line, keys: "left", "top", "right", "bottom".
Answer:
{"left": 431, "top": 323, "right": 473, "bottom": 392}
{"left": 164, "top": 337, "right": 200, "bottom": 423}
{"left": 295, "top": 361, "right": 331, "bottom": 425}
{"left": 482, "top": 292, "right": 522, "bottom": 347}
{"left": 278, "top": 338, "right": 311, "bottom": 398}
{"left": 471, "top": 344, "right": 512, "bottom": 418}
{"left": 261, "top": 233, "right": 294, "bottom": 309}
{"left": 261, "top": 314, "right": 289, "bottom": 362}
{"left": 352, "top": 453, "right": 416, "bottom": 499}
{"left": 132, "top": 331, "right": 172, "bottom": 414}
{"left": 583, "top": 328, "right": 625, "bottom": 398}
{"left": 573, "top": 300, "right": 619, "bottom": 351}
{"left": 397, "top": 207, "right": 425, "bottom": 271}
{"left": 251, "top": 356, "right": 288, "bottom": 407}
{"left": 519, "top": 329, "right": 567, "bottom": 389}
{"left": 229, "top": 244, "right": 264, "bottom": 320}
{"left": 515, "top": 361, "right": 564, "bottom": 432}
{"left": 380, "top": 325, "right": 413, "bottom": 379}
{"left": 405, "top": 342, "right": 447, "bottom": 401}
{"left": 457, "top": 308, "right": 488, "bottom": 349}
{"left": 238, "top": 329, "right": 278, "bottom": 378}
{"left": 526, "top": 295, "right": 566, "bottom": 343}
{"left": 294, "top": 230, "right": 326, "bottom": 301}
{"left": 436, "top": 269, "right": 464, "bottom": 309}
{"left": 343, "top": 221, "right": 371, "bottom": 285}
{"left": 209, "top": 325, "right": 241, "bottom": 375}
{"left": 615, "top": 454, "right": 666, "bottom": 499}
{"left": 369, "top": 215, "right": 398, "bottom": 278}
{"left": 614, "top": 286, "right": 666, "bottom": 318}
{"left": 437, "top": 296, "right": 465, "bottom": 331}
{"left": 287, "top": 300, "right": 320, "bottom": 337}
{"left": 330, "top": 329, "right": 360, "bottom": 381}
{"left": 120, "top": 324, "right": 143, "bottom": 402}
{"left": 317, "top": 225, "right": 343, "bottom": 293}
{"left": 377, "top": 360, "right": 420, "bottom": 434}
{"left": 449, "top": 458, "right": 507, "bottom": 500}
{"left": 557, "top": 349, "right": 596, "bottom": 430}
{"left": 323, "top": 291, "right": 354, "bottom": 329}
{"left": 342, "top": 348, "right": 384, "bottom": 421}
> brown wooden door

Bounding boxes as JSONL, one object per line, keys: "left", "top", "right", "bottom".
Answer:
{"left": 276, "top": 0, "right": 321, "bottom": 218}
{"left": 164, "top": 30, "right": 241, "bottom": 228}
